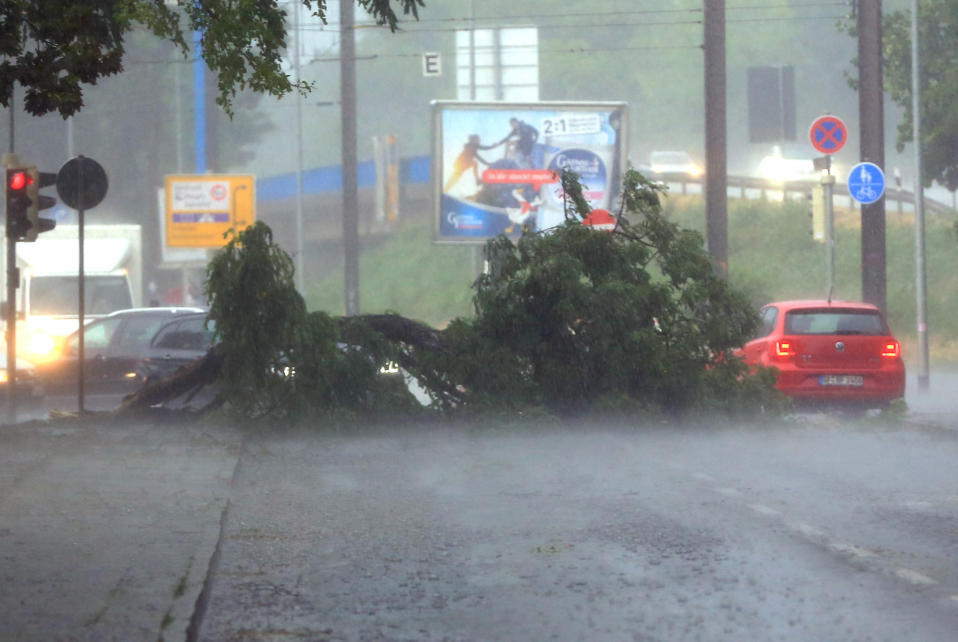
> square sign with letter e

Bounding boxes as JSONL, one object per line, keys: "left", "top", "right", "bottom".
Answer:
{"left": 423, "top": 52, "right": 441, "bottom": 77}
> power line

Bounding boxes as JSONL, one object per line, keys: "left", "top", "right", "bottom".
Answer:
{"left": 304, "top": 42, "right": 700, "bottom": 64}
{"left": 727, "top": 1, "right": 847, "bottom": 9}
{"left": 288, "top": 2, "right": 844, "bottom": 27}
{"left": 726, "top": 14, "right": 848, "bottom": 23}
{"left": 298, "top": 18, "right": 704, "bottom": 33}
{"left": 289, "top": 1, "right": 847, "bottom": 31}
{"left": 295, "top": 6, "right": 702, "bottom": 27}
{"left": 295, "top": 12, "right": 845, "bottom": 35}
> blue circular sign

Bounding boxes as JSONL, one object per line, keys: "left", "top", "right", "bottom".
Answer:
{"left": 847, "top": 162, "right": 885, "bottom": 205}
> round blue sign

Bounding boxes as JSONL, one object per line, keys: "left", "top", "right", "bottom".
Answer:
{"left": 847, "top": 162, "right": 885, "bottom": 204}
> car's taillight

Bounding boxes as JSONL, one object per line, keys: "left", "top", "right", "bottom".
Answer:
{"left": 881, "top": 341, "right": 900, "bottom": 358}
{"left": 774, "top": 340, "right": 796, "bottom": 358}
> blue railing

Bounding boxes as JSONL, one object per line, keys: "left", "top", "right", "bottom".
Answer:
{"left": 257, "top": 156, "right": 431, "bottom": 201}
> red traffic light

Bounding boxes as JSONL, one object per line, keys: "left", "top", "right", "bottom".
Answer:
{"left": 8, "top": 171, "right": 30, "bottom": 191}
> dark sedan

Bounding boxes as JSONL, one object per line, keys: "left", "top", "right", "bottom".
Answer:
{"left": 37, "top": 307, "right": 206, "bottom": 395}
{"left": 134, "top": 312, "right": 216, "bottom": 385}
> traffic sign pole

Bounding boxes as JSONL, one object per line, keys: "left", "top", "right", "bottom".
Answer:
{"left": 808, "top": 115, "right": 846, "bottom": 300}
{"left": 822, "top": 173, "right": 836, "bottom": 301}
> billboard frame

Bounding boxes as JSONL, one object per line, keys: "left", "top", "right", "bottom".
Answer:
{"left": 431, "top": 100, "right": 629, "bottom": 245}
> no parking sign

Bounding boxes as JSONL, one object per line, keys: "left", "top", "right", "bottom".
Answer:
{"left": 809, "top": 115, "right": 847, "bottom": 155}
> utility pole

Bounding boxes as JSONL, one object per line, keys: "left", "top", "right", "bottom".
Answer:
{"left": 858, "top": 0, "right": 887, "bottom": 314}
{"left": 704, "top": 0, "right": 728, "bottom": 278}
{"left": 293, "top": 1, "right": 305, "bottom": 294}
{"left": 340, "top": 0, "right": 359, "bottom": 316}
{"left": 910, "top": 0, "right": 929, "bottom": 390}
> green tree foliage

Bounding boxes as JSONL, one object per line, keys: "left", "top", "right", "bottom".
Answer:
{"left": 432, "top": 169, "right": 781, "bottom": 416}
{"left": 193, "top": 172, "right": 781, "bottom": 422}
{"left": 205, "top": 222, "right": 306, "bottom": 416}
{"left": 203, "top": 222, "right": 423, "bottom": 420}
{"left": 878, "top": 1, "right": 958, "bottom": 189}
{"left": 0, "top": 0, "right": 424, "bottom": 117}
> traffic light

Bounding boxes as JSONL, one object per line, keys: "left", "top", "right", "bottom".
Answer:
{"left": 24, "top": 166, "right": 57, "bottom": 241}
{"left": 6, "top": 167, "right": 32, "bottom": 240}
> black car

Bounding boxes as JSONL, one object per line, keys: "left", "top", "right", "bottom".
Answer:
{"left": 37, "top": 307, "right": 206, "bottom": 395}
{"left": 134, "top": 312, "right": 216, "bottom": 384}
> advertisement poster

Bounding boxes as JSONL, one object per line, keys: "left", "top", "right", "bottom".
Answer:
{"left": 432, "top": 101, "right": 628, "bottom": 243}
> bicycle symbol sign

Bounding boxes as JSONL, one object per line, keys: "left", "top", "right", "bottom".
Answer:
{"left": 847, "top": 162, "right": 885, "bottom": 205}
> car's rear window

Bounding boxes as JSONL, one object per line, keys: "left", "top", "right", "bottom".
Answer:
{"left": 152, "top": 317, "right": 215, "bottom": 350}
{"left": 785, "top": 309, "right": 887, "bottom": 335}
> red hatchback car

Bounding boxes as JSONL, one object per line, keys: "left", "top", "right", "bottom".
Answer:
{"left": 739, "top": 300, "right": 905, "bottom": 409}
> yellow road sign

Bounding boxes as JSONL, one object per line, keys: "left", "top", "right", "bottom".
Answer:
{"left": 165, "top": 174, "right": 255, "bottom": 248}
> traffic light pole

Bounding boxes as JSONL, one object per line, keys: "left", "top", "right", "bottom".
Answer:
{"left": 5, "top": 234, "right": 16, "bottom": 423}
{"left": 5, "top": 112, "right": 15, "bottom": 423}
{"left": 78, "top": 203, "right": 85, "bottom": 414}
{"left": 4, "top": 151, "right": 20, "bottom": 423}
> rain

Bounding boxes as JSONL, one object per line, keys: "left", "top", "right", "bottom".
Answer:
{"left": 1, "top": 1, "right": 957, "bottom": 640}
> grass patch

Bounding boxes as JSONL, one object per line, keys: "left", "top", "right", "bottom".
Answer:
{"left": 305, "top": 219, "right": 476, "bottom": 327}
{"left": 305, "top": 196, "right": 958, "bottom": 369}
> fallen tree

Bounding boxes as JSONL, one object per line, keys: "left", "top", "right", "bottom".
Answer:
{"left": 116, "top": 169, "right": 785, "bottom": 421}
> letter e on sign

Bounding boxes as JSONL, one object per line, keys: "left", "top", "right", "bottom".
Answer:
{"left": 423, "top": 52, "right": 441, "bottom": 77}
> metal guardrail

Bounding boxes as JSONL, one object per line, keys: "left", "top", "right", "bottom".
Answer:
{"left": 653, "top": 173, "right": 956, "bottom": 217}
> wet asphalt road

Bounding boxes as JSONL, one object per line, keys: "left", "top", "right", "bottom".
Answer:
{"left": 192, "top": 419, "right": 958, "bottom": 642}
{"left": 1, "top": 375, "right": 957, "bottom": 641}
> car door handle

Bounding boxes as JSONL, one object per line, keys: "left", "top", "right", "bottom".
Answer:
{"left": 94, "top": 354, "right": 107, "bottom": 361}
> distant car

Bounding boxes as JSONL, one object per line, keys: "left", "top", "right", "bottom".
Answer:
{"left": 756, "top": 144, "right": 822, "bottom": 183}
{"left": 134, "top": 312, "right": 216, "bottom": 385}
{"left": 648, "top": 150, "right": 703, "bottom": 178}
{"left": 36, "top": 307, "right": 206, "bottom": 395}
{"left": 737, "top": 300, "right": 905, "bottom": 410}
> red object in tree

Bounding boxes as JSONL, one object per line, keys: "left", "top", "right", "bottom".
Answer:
{"left": 582, "top": 208, "right": 616, "bottom": 231}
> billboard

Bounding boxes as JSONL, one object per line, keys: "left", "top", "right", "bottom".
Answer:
{"left": 432, "top": 101, "right": 628, "bottom": 243}
{"left": 164, "top": 174, "right": 255, "bottom": 248}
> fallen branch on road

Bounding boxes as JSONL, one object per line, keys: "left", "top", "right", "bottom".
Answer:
{"left": 114, "top": 348, "right": 223, "bottom": 415}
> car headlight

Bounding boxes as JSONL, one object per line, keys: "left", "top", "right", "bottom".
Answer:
{"left": 28, "top": 332, "right": 56, "bottom": 359}
{"left": 0, "top": 369, "right": 7, "bottom": 384}
{"left": 759, "top": 158, "right": 786, "bottom": 182}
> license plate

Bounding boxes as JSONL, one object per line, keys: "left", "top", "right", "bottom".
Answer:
{"left": 819, "top": 375, "right": 864, "bottom": 387}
